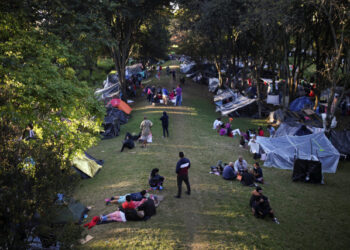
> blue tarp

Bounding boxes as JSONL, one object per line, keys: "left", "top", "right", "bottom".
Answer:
{"left": 289, "top": 96, "right": 313, "bottom": 111}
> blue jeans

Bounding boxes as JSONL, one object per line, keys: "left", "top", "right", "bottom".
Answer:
{"left": 176, "top": 95, "right": 182, "bottom": 106}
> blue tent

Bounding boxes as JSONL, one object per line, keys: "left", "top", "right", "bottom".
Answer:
{"left": 289, "top": 96, "right": 313, "bottom": 111}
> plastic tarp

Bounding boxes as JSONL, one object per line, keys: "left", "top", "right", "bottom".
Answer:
{"left": 256, "top": 132, "right": 340, "bottom": 173}
{"left": 273, "top": 122, "right": 323, "bottom": 137}
{"left": 126, "top": 64, "right": 143, "bottom": 79}
{"left": 209, "top": 78, "right": 219, "bottom": 92}
{"left": 329, "top": 130, "right": 350, "bottom": 156}
{"left": 289, "top": 96, "right": 313, "bottom": 111}
{"left": 268, "top": 108, "right": 323, "bottom": 127}
{"left": 214, "top": 89, "right": 236, "bottom": 102}
{"left": 95, "top": 83, "right": 121, "bottom": 101}
{"left": 180, "top": 62, "right": 196, "bottom": 73}
{"left": 72, "top": 154, "right": 102, "bottom": 178}
{"left": 101, "top": 107, "right": 128, "bottom": 139}
{"left": 216, "top": 95, "right": 256, "bottom": 116}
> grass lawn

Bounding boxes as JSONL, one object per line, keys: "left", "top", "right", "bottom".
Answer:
{"left": 74, "top": 62, "right": 350, "bottom": 249}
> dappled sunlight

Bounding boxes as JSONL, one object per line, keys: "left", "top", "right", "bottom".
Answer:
{"left": 86, "top": 227, "right": 180, "bottom": 249}
{"left": 101, "top": 181, "right": 134, "bottom": 190}
{"left": 201, "top": 210, "right": 244, "bottom": 219}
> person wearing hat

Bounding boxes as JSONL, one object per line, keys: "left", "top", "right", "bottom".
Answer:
{"left": 250, "top": 186, "right": 279, "bottom": 224}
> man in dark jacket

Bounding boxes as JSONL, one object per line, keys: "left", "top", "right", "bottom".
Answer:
{"left": 175, "top": 152, "right": 191, "bottom": 198}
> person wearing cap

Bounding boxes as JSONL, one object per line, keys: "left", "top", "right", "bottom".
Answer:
{"left": 250, "top": 186, "right": 279, "bottom": 224}
{"left": 234, "top": 156, "right": 248, "bottom": 175}
{"left": 140, "top": 116, "right": 153, "bottom": 148}
{"left": 174, "top": 152, "right": 191, "bottom": 198}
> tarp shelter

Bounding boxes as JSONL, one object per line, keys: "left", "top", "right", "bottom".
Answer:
{"left": 273, "top": 122, "right": 323, "bottom": 138}
{"left": 52, "top": 199, "right": 89, "bottom": 224}
{"left": 125, "top": 64, "right": 143, "bottom": 79}
{"left": 101, "top": 107, "right": 128, "bottom": 139}
{"left": 256, "top": 132, "right": 340, "bottom": 173}
{"left": 72, "top": 153, "right": 103, "bottom": 178}
{"left": 289, "top": 96, "right": 313, "bottom": 111}
{"left": 329, "top": 130, "right": 350, "bottom": 158}
{"left": 95, "top": 74, "right": 121, "bottom": 101}
{"left": 268, "top": 108, "right": 323, "bottom": 127}
{"left": 215, "top": 89, "right": 256, "bottom": 116}
{"left": 208, "top": 78, "right": 219, "bottom": 92}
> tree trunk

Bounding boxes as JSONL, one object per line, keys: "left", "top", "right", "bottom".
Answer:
{"left": 215, "top": 59, "right": 223, "bottom": 88}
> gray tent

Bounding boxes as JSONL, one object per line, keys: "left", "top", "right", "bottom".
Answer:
{"left": 273, "top": 122, "right": 323, "bottom": 137}
{"left": 256, "top": 132, "right": 340, "bottom": 173}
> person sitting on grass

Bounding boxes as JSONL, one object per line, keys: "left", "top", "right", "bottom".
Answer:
{"left": 240, "top": 169, "right": 255, "bottom": 186}
{"left": 149, "top": 168, "right": 165, "bottom": 190}
{"left": 258, "top": 126, "right": 264, "bottom": 136}
{"left": 267, "top": 125, "right": 275, "bottom": 137}
{"left": 253, "top": 162, "right": 264, "bottom": 184}
{"left": 234, "top": 156, "right": 248, "bottom": 175}
{"left": 239, "top": 136, "right": 247, "bottom": 148}
{"left": 120, "top": 134, "right": 135, "bottom": 152}
{"left": 250, "top": 186, "right": 279, "bottom": 224}
{"left": 105, "top": 190, "right": 147, "bottom": 205}
{"left": 213, "top": 118, "right": 223, "bottom": 130}
{"left": 222, "top": 162, "right": 237, "bottom": 180}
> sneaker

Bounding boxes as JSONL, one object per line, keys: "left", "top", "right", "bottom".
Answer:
{"left": 174, "top": 195, "right": 181, "bottom": 198}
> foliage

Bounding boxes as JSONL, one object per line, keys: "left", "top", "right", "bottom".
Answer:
{"left": 0, "top": 12, "right": 104, "bottom": 248}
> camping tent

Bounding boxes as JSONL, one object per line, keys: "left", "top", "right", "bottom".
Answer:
{"left": 273, "top": 122, "right": 323, "bottom": 137}
{"left": 256, "top": 132, "right": 340, "bottom": 173}
{"left": 52, "top": 199, "right": 89, "bottom": 224}
{"left": 72, "top": 154, "right": 103, "bottom": 178}
{"left": 289, "top": 96, "right": 313, "bottom": 111}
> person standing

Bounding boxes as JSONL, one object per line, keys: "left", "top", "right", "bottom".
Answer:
{"left": 175, "top": 152, "right": 191, "bottom": 198}
{"left": 140, "top": 116, "right": 153, "bottom": 148}
{"left": 162, "top": 87, "right": 169, "bottom": 105}
{"left": 175, "top": 85, "right": 182, "bottom": 106}
{"left": 160, "top": 111, "right": 169, "bottom": 137}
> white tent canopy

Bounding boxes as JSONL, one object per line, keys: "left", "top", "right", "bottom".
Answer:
{"left": 256, "top": 132, "right": 340, "bottom": 173}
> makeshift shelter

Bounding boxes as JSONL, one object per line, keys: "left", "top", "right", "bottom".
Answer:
{"left": 208, "top": 78, "right": 219, "bottom": 92}
{"left": 125, "top": 63, "right": 143, "bottom": 79}
{"left": 273, "top": 122, "right": 323, "bottom": 137}
{"left": 329, "top": 130, "right": 350, "bottom": 158}
{"left": 72, "top": 153, "right": 103, "bottom": 178}
{"left": 214, "top": 89, "right": 256, "bottom": 116}
{"left": 268, "top": 108, "right": 323, "bottom": 127}
{"left": 101, "top": 107, "right": 128, "bottom": 139}
{"left": 256, "top": 132, "right": 340, "bottom": 173}
{"left": 289, "top": 96, "right": 313, "bottom": 111}
{"left": 52, "top": 199, "right": 89, "bottom": 224}
{"left": 95, "top": 74, "right": 121, "bottom": 101}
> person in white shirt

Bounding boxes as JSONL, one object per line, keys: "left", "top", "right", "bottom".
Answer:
{"left": 234, "top": 156, "right": 248, "bottom": 174}
{"left": 213, "top": 118, "right": 223, "bottom": 130}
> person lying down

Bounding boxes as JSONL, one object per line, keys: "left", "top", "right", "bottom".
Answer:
{"left": 84, "top": 195, "right": 163, "bottom": 229}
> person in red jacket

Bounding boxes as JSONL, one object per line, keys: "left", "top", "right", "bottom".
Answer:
{"left": 174, "top": 152, "right": 191, "bottom": 198}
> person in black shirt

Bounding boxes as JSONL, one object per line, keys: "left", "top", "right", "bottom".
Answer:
{"left": 160, "top": 111, "right": 169, "bottom": 137}
{"left": 250, "top": 186, "right": 279, "bottom": 224}
{"left": 253, "top": 162, "right": 264, "bottom": 184}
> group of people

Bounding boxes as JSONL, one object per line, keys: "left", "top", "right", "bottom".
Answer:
{"left": 143, "top": 85, "right": 183, "bottom": 106}
{"left": 84, "top": 151, "right": 192, "bottom": 229}
{"left": 218, "top": 156, "right": 264, "bottom": 185}
{"left": 212, "top": 117, "right": 241, "bottom": 137}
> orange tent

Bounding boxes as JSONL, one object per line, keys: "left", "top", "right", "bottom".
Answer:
{"left": 109, "top": 98, "right": 132, "bottom": 114}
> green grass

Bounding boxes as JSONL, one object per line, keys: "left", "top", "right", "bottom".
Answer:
{"left": 74, "top": 64, "right": 350, "bottom": 249}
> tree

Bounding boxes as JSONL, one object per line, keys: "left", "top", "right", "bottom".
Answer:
{"left": 0, "top": 12, "right": 104, "bottom": 248}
